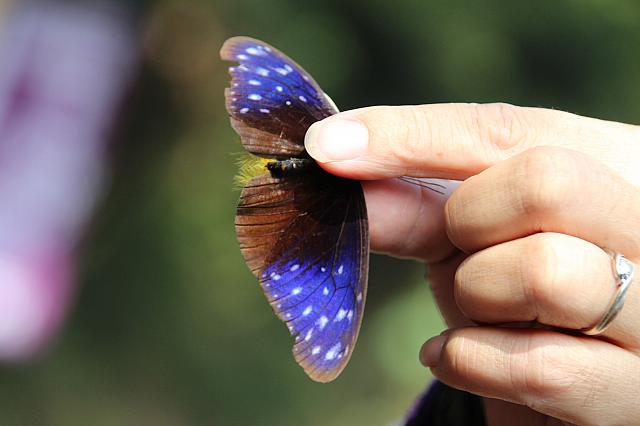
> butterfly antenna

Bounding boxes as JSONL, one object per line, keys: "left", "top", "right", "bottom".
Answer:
{"left": 398, "top": 176, "right": 447, "bottom": 195}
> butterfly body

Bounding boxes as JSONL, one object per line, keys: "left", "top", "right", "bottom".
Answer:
{"left": 221, "top": 37, "right": 369, "bottom": 382}
{"left": 266, "top": 157, "right": 314, "bottom": 175}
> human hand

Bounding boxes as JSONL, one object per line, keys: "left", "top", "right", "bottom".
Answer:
{"left": 304, "top": 103, "right": 640, "bottom": 426}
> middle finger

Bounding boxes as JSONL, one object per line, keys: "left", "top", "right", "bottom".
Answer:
{"left": 445, "top": 146, "right": 640, "bottom": 257}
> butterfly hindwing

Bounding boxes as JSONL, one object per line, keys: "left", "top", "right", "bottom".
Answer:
{"left": 236, "top": 170, "right": 368, "bottom": 382}
{"left": 221, "top": 37, "right": 339, "bottom": 159}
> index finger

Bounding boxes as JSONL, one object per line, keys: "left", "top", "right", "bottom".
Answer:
{"left": 304, "top": 103, "right": 640, "bottom": 182}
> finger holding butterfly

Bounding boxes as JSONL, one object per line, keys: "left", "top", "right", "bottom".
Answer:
{"left": 304, "top": 103, "right": 640, "bottom": 183}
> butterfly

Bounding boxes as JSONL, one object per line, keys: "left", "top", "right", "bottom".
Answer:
{"left": 220, "top": 36, "right": 368, "bottom": 382}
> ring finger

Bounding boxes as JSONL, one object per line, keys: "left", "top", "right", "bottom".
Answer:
{"left": 454, "top": 232, "right": 640, "bottom": 350}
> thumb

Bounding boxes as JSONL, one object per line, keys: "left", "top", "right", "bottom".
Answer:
{"left": 304, "top": 103, "right": 640, "bottom": 182}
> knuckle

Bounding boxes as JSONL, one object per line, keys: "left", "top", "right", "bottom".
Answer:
{"left": 385, "top": 106, "right": 433, "bottom": 168}
{"left": 517, "top": 337, "right": 599, "bottom": 404}
{"left": 516, "top": 147, "right": 581, "bottom": 217}
{"left": 521, "top": 234, "right": 562, "bottom": 313}
{"left": 466, "top": 103, "right": 532, "bottom": 152}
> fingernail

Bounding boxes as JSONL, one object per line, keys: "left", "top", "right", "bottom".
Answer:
{"left": 305, "top": 119, "right": 369, "bottom": 162}
{"left": 419, "top": 335, "right": 447, "bottom": 368}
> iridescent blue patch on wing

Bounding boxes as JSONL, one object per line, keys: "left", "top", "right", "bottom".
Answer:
{"left": 225, "top": 38, "right": 337, "bottom": 120}
{"left": 221, "top": 37, "right": 338, "bottom": 159}
{"left": 258, "top": 202, "right": 366, "bottom": 378}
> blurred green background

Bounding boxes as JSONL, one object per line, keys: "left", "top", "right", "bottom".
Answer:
{"left": 1, "top": 0, "right": 640, "bottom": 425}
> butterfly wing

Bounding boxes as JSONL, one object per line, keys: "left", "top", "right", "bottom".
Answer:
{"left": 220, "top": 36, "right": 339, "bottom": 159}
{"left": 236, "top": 169, "right": 368, "bottom": 382}
{"left": 221, "top": 36, "right": 369, "bottom": 382}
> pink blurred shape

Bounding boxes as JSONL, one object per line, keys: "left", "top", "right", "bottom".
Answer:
{"left": 0, "top": 1, "right": 137, "bottom": 361}
{"left": 0, "top": 251, "right": 71, "bottom": 359}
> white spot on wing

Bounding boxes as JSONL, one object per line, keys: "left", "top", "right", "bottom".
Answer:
{"left": 240, "top": 108, "right": 249, "bottom": 114}
{"left": 357, "top": 292, "right": 363, "bottom": 302}
{"left": 248, "top": 79, "right": 261, "bottom": 85}
{"left": 302, "top": 305, "right": 313, "bottom": 316}
{"left": 290, "top": 264, "right": 300, "bottom": 272}
{"left": 316, "top": 316, "right": 328, "bottom": 329}
{"left": 299, "top": 95, "right": 307, "bottom": 103}
{"left": 325, "top": 343, "right": 341, "bottom": 360}
{"left": 248, "top": 94, "right": 262, "bottom": 101}
{"left": 305, "top": 328, "right": 313, "bottom": 341}
{"left": 335, "top": 308, "right": 348, "bottom": 322}
{"left": 237, "top": 54, "right": 248, "bottom": 60}
{"left": 284, "top": 64, "right": 293, "bottom": 72}
{"left": 321, "top": 267, "right": 326, "bottom": 272}
{"left": 272, "top": 274, "right": 281, "bottom": 281}
{"left": 347, "top": 310, "right": 353, "bottom": 322}
{"left": 285, "top": 100, "right": 292, "bottom": 106}
{"left": 256, "top": 67, "right": 269, "bottom": 76}
{"left": 291, "top": 287, "right": 302, "bottom": 296}
{"left": 259, "top": 108, "right": 270, "bottom": 113}
{"left": 338, "top": 265, "right": 344, "bottom": 275}
{"left": 276, "top": 86, "right": 283, "bottom": 92}
{"left": 246, "top": 47, "right": 266, "bottom": 56}
{"left": 312, "top": 346, "right": 321, "bottom": 355}
{"left": 323, "top": 287, "right": 329, "bottom": 296}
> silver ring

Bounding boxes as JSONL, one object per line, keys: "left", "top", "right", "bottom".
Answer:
{"left": 582, "top": 252, "right": 635, "bottom": 336}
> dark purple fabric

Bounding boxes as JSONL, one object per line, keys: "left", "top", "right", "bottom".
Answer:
{"left": 403, "top": 380, "right": 486, "bottom": 426}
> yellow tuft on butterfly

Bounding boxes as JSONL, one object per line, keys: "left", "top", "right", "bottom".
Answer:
{"left": 233, "top": 153, "right": 271, "bottom": 189}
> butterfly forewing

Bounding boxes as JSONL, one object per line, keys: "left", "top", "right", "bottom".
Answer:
{"left": 236, "top": 171, "right": 368, "bottom": 382}
{"left": 221, "top": 37, "right": 338, "bottom": 159}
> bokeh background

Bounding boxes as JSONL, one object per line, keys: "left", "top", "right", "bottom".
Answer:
{"left": 0, "top": 0, "right": 639, "bottom": 425}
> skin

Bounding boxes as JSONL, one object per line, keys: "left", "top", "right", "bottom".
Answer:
{"left": 304, "top": 103, "right": 640, "bottom": 426}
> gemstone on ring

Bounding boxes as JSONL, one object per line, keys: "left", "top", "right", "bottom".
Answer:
{"left": 581, "top": 252, "right": 635, "bottom": 336}
{"left": 616, "top": 255, "right": 634, "bottom": 281}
